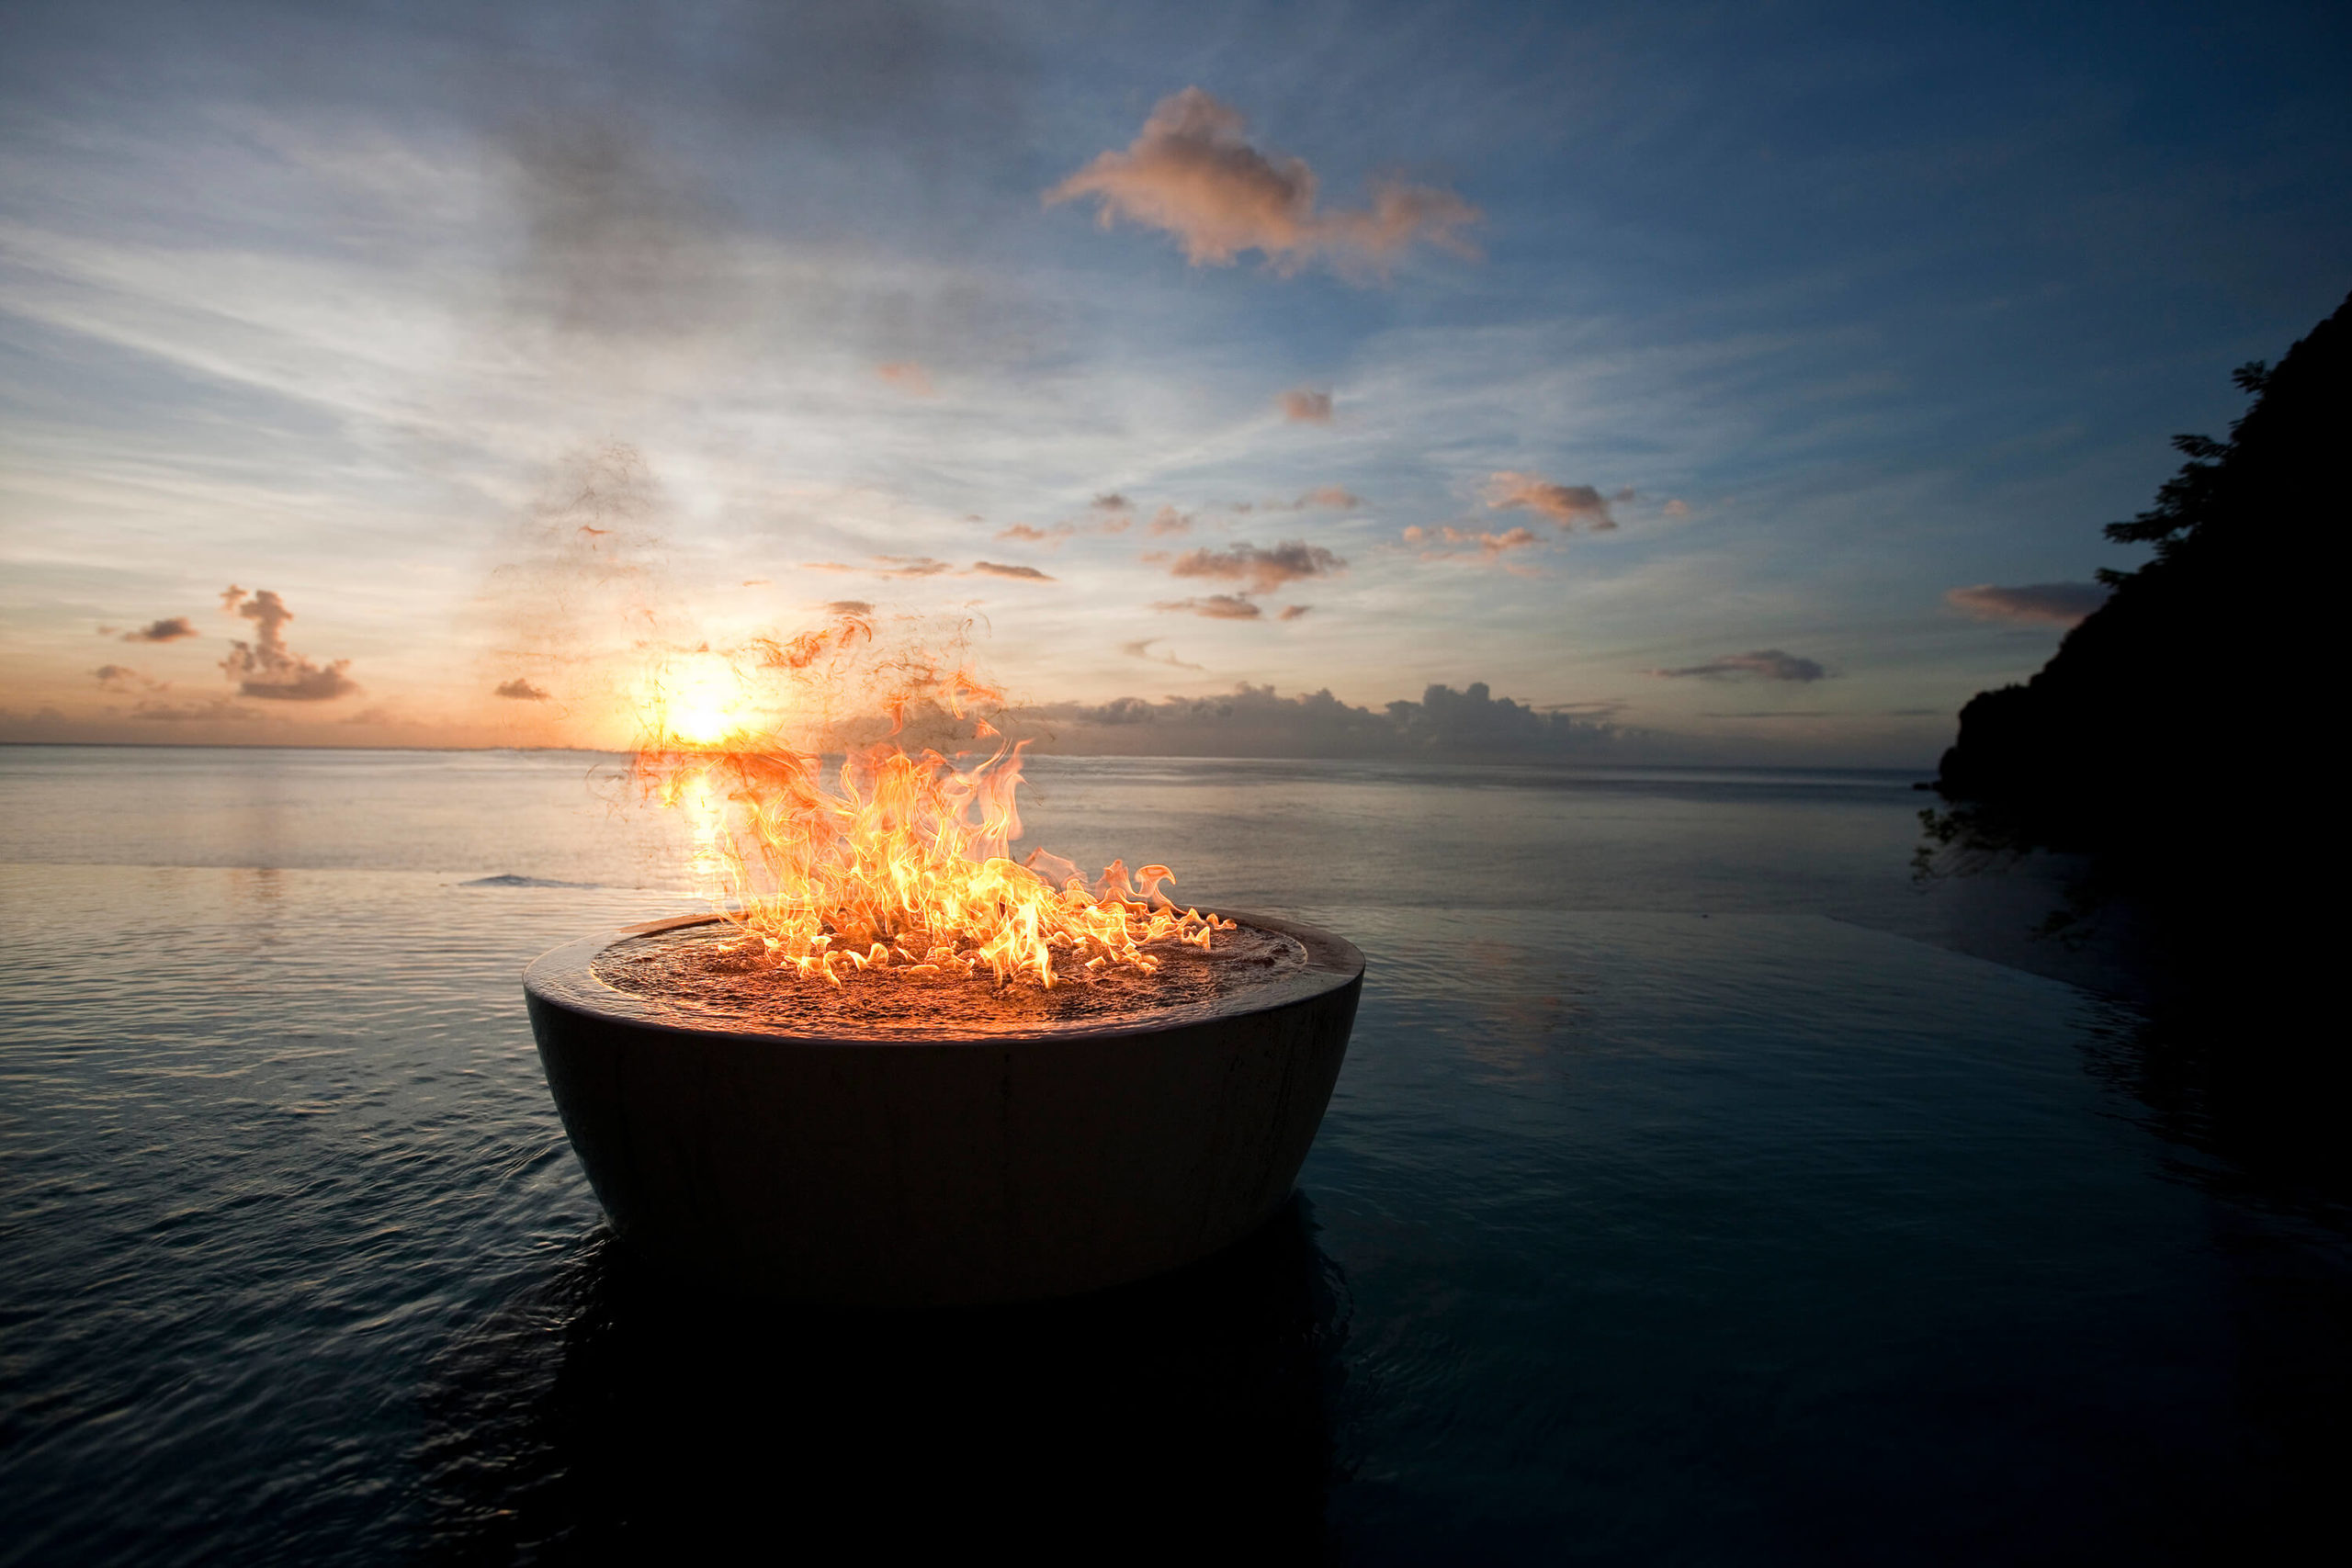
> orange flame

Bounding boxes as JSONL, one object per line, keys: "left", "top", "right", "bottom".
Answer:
{"left": 632, "top": 615, "right": 1226, "bottom": 989}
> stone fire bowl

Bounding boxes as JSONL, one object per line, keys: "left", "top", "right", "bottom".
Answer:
{"left": 523, "top": 911, "right": 1363, "bottom": 1307}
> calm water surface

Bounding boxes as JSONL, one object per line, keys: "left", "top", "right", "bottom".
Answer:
{"left": 1, "top": 747, "right": 2343, "bottom": 1562}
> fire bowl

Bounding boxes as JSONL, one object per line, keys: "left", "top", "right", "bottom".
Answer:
{"left": 523, "top": 911, "right": 1363, "bottom": 1307}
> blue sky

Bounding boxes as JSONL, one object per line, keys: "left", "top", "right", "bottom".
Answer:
{"left": 2, "top": 0, "right": 2346, "bottom": 761}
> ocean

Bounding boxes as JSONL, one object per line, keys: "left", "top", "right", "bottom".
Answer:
{"left": 1, "top": 746, "right": 2342, "bottom": 1562}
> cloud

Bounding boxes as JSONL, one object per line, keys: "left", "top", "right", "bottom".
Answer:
{"left": 1147, "top": 505, "right": 1193, "bottom": 536}
{"left": 1944, "top": 581, "right": 2108, "bottom": 626}
{"left": 807, "top": 556, "right": 1056, "bottom": 582}
{"left": 804, "top": 556, "right": 956, "bottom": 578}
{"left": 1168, "top": 539, "right": 1346, "bottom": 592}
{"left": 1281, "top": 388, "right": 1333, "bottom": 423}
{"left": 130, "top": 695, "right": 258, "bottom": 723}
{"left": 1482, "top": 472, "right": 1620, "bottom": 532}
{"left": 876, "top": 360, "right": 935, "bottom": 396}
{"left": 823, "top": 600, "right": 875, "bottom": 616}
{"left": 1403, "top": 524, "right": 1542, "bottom": 563}
{"left": 1662, "top": 500, "right": 1692, "bottom": 520}
{"left": 1155, "top": 594, "right": 1263, "bottom": 619}
{"left": 1119, "top": 637, "right": 1205, "bottom": 671}
{"left": 996, "top": 523, "right": 1076, "bottom": 546}
{"left": 1046, "top": 88, "right": 1479, "bottom": 276}
{"left": 220, "top": 586, "right": 358, "bottom": 701}
{"left": 495, "top": 677, "right": 552, "bottom": 701}
{"left": 1091, "top": 492, "right": 1133, "bottom": 513}
{"left": 1292, "top": 486, "right": 1363, "bottom": 511}
{"left": 1026, "top": 682, "right": 1623, "bottom": 760}
{"left": 1647, "top": 649, "right": 1827, "bottom": 682}
{"left": 1279, "top": 604, "right": 1311, "bottom": 621}
{"left": 116, "top": 616, "right": 196, "bottom": 643}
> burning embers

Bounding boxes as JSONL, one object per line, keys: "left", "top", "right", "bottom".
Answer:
{"left": 631, "top": 612, "right": 1229, "bottom": 995}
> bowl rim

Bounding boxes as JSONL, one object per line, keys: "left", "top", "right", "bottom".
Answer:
{"left": 525, "top": 908, "right": 1363, "bottom": 1048}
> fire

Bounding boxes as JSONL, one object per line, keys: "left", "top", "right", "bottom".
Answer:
{"left": 632, "top": 615, "right": 1227, "bottom": 989}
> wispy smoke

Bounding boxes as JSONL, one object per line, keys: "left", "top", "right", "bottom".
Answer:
{"left": 1046, "top": 88, "right": 1480, "bottom": 277}
{"left": 220, "top": 586, "right": 358, "bottom": 701}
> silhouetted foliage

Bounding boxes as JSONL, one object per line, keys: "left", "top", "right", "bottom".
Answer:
{"left": 1934, "top": 292, "right": 2348, "bottom": 877}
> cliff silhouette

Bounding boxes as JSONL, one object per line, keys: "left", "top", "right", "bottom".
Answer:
{"left": 1934, "top": 291, "right": 2348, "bottom": 896}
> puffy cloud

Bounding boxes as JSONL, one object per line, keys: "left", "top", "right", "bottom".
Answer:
{"left": 1168, "top": 539, "right": 1345, "bottom": 592}
{"left": 1046, "top": 88, "right": 1479, "bottom": 276}
{"left": 1482, "top": 472, "right": 1620, "bottom": 531}
{"left": 1091, "top": 492, "right": 1133, "bottom": 513}
{"left": 220, "top": 586, "right": 358, "bottom": 701}
{"left": 495, "top": 677, "right": 552, "bottom": 701}
{"left": 1154, "top": 594, "right": 1263, "bottom": 619}
{"left": 970, "top": 560, "right": 1056, "bottom": 581}
{"left": 1661, "top": 500, "right": 1692, "bottom": 520}
{"left": 1147, "top": 505, "right": 1193, "bottom": 536}
{"left": 1944, "top": 581, "right": 2108, "bottom": 626}
{"left": 1281, "top": 388, "right": 1333, "bottom": 423}
{"left": 117, "top": 616, "right": 196, "bottom": 643}
{"left": 875, "top": 361, "right": 935, "bottom": 396}
{"left": 1404, "top": 524, "right": 1542, "bottom": 562}
{"left": 1647, "top": 649, "right": 1827, "bottom": 682}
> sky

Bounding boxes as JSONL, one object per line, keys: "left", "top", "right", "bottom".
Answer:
{"left": 2, "top": 0, "right": 2346, "bottom": 764}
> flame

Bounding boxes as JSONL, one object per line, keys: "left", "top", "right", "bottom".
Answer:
{"left": 632, "top": 617, "right": 1227, "bottom": 989}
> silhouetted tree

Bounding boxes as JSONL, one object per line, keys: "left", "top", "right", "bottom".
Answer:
{"left": 1934, "top": 290, "right": 2348, "bottom": 905}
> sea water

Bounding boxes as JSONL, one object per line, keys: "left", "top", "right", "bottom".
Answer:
{"left": 1, "top": 747, "right": 2342, "bottom": 1561}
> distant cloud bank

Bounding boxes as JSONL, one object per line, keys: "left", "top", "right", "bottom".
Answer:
{"left": 1046, "top": 87, "right": 1479, "bottom": 276}
{"left": 1944, "top": 581, "right": 2108, "bottom": 626}
{"left": 1026, "top": 681, "right": 1622, "bottom": 759}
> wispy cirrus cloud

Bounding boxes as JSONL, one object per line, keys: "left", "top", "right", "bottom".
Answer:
{"left": 1046, "top": 88, "right": 1479, "bottom": 277}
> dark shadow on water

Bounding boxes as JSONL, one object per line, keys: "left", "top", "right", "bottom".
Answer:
{"left": 415, "top": 1196, "right": 1349, "bottom": 1561}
